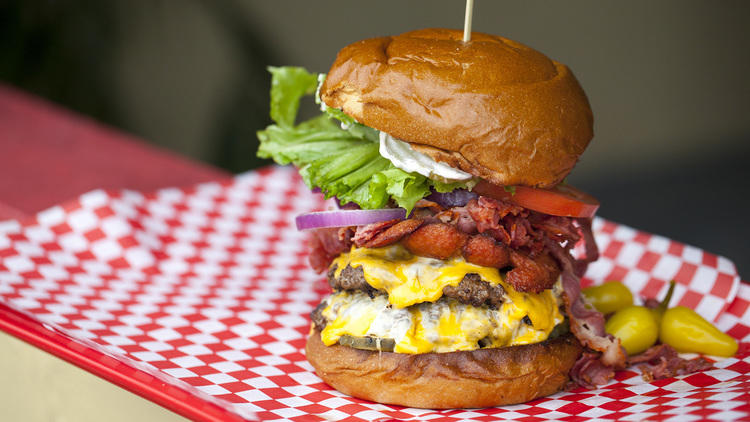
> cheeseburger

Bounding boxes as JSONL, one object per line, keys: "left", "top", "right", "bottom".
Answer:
{"left": 257, "top": 28, "right": 625, "bottom": 408}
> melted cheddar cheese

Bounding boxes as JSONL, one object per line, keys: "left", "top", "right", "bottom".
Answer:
{"left": 322, "top": 245, "right": 564, "bottom": 354}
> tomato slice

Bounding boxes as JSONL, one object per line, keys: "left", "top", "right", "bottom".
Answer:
{"left": 472, "top": 180, "right": 600, "bottom": 218}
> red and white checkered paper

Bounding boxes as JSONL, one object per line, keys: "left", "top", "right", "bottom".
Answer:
{"left": 0, "top": 165, "right": 748, "bottom": 421}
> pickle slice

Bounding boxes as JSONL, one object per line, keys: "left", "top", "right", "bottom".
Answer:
{"left": 548, "top": 319, "right": 570, "bottom": 339}
{"left": 339, "top": 335, "right": 395, "bottom": 352}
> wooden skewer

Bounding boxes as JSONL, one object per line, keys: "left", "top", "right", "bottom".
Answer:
{"left": 463, "top": 0, "right": 474, "bottom": 42}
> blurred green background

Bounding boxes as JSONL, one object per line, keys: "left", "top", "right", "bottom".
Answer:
{"left": 1, "top": 0, "right": 749, "bottom": 275}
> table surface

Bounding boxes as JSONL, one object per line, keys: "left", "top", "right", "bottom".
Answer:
{"left": 0, "top": 329, "right": 186, "bottom": 422}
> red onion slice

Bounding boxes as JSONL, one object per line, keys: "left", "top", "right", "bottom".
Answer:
{"left": 295, "top": 209, "right": 406, "bottom": 230}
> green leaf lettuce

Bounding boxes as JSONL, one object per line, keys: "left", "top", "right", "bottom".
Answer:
{"left": 257, "top": 66, "right": 472, "bottom": 213}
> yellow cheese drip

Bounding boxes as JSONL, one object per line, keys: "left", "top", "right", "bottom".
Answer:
{"left": 319, "top": 299, "right": 377, "bottom": 346}
{"left": 332, "top": 245, "right": 558, "bottom": 329}
{"left": 395, "top": 309, "right": 434, "bottom": 354}
{"left": 322, "top": 245, "right": 564, "bottom": 353}
{"left": 319, "top": 290, "right": 562, "bottom": 354}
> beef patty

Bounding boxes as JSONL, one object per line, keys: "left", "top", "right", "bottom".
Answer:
{"left": 327, "top": 264, "right": 506, "bottom": 309}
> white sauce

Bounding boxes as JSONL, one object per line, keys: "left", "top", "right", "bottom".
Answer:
{"left": 379, "top": 131, "right": 473, "bottom": 183}
{"left": 318, "top": 77, "right": 473, "bottom": 183}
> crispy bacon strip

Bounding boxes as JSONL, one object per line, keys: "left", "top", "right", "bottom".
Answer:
{"left": 546, "top": 230, "right": 626, "bottom": 375}
{"left": 427, "top": 206, "right": 478, "bottom": 235}
{"left": 352, "top": 219, "right": 401, "bottom": 246}
{"left": 629, "top": 344, "right": 712, "bottom": 382}
{"left": 506, "top": 250, "right": 560, "bottom": 293}
{"left": 356, "top": 219, "right": 424, "bottom": 248}
{"left": 574, "top": 217, "right": 599, "bottom": 276}
{"left": 308, "top": 227, "right": 353, "bottom": 273}
{"left": 467, "top": 197, "right": 521, "bottom": 245}
{"left": 569, "top": 352, "right": 617, "bottom": 389}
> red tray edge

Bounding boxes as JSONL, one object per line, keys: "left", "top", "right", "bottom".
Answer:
{"left": 0, "top": 302, "right": 249, "bottom": 422}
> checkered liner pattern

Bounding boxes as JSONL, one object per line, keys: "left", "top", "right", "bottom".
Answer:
{"left": 0, "top": 165, "right": 748, "bottom": 421}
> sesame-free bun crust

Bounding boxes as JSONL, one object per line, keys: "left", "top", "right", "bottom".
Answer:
{"left": 320, "top": 28, "right": 593, "bottom": 188}
{"left": 306, "top": 327, "right": 582, "bottom": 409}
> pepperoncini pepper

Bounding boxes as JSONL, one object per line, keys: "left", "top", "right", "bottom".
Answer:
{"left": 650, "top": 280, "right": 676, "bottom": 326}
{"left": 605, "top": 305, "right": 658, "bottom": 355}
{"left": 603, "top": 281, "right": 674, "bottom": 355}
{"left": 582, "top": 281, "right": 633, "bottom": 315}
{"left": 660, "top": 306, "right": 738, "bottom": 357}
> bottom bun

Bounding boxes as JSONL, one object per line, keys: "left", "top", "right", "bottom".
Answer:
{"left": 306, "top": 327, "right": 582, "bottom": 409}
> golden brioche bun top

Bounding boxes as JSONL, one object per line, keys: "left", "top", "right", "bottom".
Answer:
{"left": 320, "top": 28, "right": 593, "bottom": 187}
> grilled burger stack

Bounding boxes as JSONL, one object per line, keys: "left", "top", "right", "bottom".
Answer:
{"left": 257, "top": 28, "right": 626, "bottom": 408}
